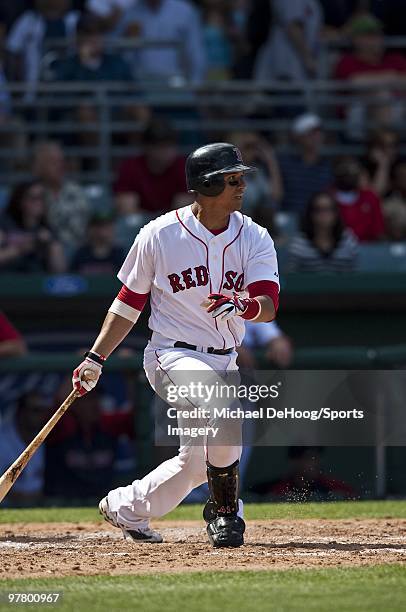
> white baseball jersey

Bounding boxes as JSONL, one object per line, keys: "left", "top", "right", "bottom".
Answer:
{"left": 118, "top": 205, "right": 279, "bottom": 348}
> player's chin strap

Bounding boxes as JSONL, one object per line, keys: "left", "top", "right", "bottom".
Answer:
{"left": 206, "top": 460, "right": 240, "bottom": 516}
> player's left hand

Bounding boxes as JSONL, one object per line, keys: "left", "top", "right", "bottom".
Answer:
{"left": 205, "top": 292, "right": 247, "bottom": 321}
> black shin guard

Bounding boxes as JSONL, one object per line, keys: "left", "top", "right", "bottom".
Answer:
{"left": 207, "top": 459, "right": 240, "bottom": 516}
{"left": 205, "top": 460, "right": 245, "bottom": 548}
{"left": 206, "top": 460, "right": 240, "bottom": 516}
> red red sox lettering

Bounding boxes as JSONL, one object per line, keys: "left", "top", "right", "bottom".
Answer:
{"left": 168, "top": 266, "right": 244, "bottom": 293}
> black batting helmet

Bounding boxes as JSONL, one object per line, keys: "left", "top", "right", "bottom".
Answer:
{"left": 185, "top": 142, "right": 255, "bottom": 197}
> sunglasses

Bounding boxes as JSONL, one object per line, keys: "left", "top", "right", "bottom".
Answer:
{"left": 225, "top": 175, "right": 245, "bottom": 187}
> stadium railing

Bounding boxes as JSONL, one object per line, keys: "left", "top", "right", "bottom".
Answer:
{"left": 1, "top": 78, "right": 406, "bottom": 191}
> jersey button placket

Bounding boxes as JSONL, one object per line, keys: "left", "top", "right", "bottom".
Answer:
{"left": 208, "top": 238, "right": 221, "bottom": 291}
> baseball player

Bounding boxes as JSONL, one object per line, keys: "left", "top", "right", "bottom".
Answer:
{"left": 72, "top": 143, "right": 279, "bottom": 548}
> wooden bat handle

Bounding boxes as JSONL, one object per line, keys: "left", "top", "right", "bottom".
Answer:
{"left": 0, "top": 388, "right": 80, "bottom": 504}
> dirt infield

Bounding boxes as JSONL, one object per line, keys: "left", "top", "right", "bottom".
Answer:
{"left": 1, "top": 519, "right": 406, "bottom": 579}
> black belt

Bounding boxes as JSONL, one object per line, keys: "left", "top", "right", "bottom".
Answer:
{"left": 174, "top": 341, "right": 234, "bottom": 355}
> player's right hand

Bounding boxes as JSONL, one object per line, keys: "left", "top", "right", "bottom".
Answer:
{"left": 72, "top": 352, "right": 104, "bottom": 396}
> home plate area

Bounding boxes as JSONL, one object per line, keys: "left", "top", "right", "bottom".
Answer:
{"left": 1, "top": 519, "right": 406, "bottom": 578}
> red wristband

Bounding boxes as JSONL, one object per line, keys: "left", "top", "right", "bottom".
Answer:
{"left": 240, "top": 298, "right": 261, "bottom": 321}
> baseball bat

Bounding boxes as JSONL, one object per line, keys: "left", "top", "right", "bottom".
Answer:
{"left": 0, "top": 370, "right": 94, "bottom": 504}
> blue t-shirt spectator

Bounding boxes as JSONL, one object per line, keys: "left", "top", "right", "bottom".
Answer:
{"left": 204, "top": 23, "right": 232, "bottom": 79}
{"left": 278, "top": 153, "right": 333, "bottom": 212}
{"left": 278, "top": 113, "right": 333, "bottom": 212}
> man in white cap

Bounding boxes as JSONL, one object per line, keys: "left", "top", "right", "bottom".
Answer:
{"left": 278, "top": 112, "right": 333, "bottom": 212}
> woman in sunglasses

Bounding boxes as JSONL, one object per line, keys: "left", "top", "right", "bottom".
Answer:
{"left": 287, "top": 191, "right": 358, "bottom": 272}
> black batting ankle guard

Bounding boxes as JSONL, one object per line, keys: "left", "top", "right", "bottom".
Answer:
{"left": 206, "top": 460, "right": 240, "bottom": 516}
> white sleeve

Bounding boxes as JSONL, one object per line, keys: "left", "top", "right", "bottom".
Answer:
{"left": 245, "top": 225, "right": 280, "bottom": 289}
{"left": 117, "top": 225, "right": 155, "bottom": 293}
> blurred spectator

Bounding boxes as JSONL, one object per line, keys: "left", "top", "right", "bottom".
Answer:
{"left": 254, "top": 0, "right": 322, "bottom": 82}
{"left": 54, "top": 13, "right": 133, "bottom": 83}
{"left": 361, "top": 128, "right": 400, "bottom": 198}
{"left": 114, "top": 0, "right": 206, "bottom": 84}
{"left": 243, "top": 0, "right": 273, "bottom": 75}
{"left": 287, "top": 191, "right": 359, "bottom": 272}
{"left": 334, "top": 15, "right": 406, "bottom": 140}
{"left": 0, "top": 311, "right": 26, "bottom": 357}
{"left": 32, "top": 141, "right": 90, "bottom": 250}
{"left": 200, "top": 0, "right": 234, "bottom": 81}
{"left": 45, "top": 390, "right": 116, "bottom": 499}
{"left": 332, "top": 157, "right": 385, "bottom": 242}
{"left": 0, "top": 391, "right": 50, "bottom": 506}
{"left": 223, "top": 0, "right": 255, "bottom": 79}
{"left": 252, "top": 446, "right": 355, "bottom": 501}
{"left": 238, "top": 320, "right": 294, "bottom": 370}
{"left": 51, "top": 372, "right": 135, "bottom": 443}
{"left": 383, "top": 160, "right": 406, "bottom": 241}
{"left": 114, "top": 119, "right": 190, "bottom": 215}
{"left": 86, "top": 0, "right": 135, "bottom": 32}
{"left": 52, "top": 13, "right": 146, "bottom": 169}
{"left": 5, "top": 0, "right": 79, "bottom": 85}
{"left": 0, "top": 180, "right": 67, "bottom": 273}
{"left": 71, "top": 212, "right": 125, "bottom": 274}
{"left": 278, "top": 113, "right": 333, "bottom": 213}
{"left": 0, "top": 16, "right": 31, "bottom": 172}
{"left": 228, "top": 131, "right": 282, "bottom": 230}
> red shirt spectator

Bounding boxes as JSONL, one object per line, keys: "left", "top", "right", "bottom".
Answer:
{"left": 334, "top": 15, "right": 406, "bottom": 140}
{"left": 332, "top": 157, "right": 385, "bottom": 242}
{"left": 0, "top": 311, "right": 26, "bottom": 357}
{"left": 336, "top": 52, "right": 406, "bottom": 82}
{"left": 115, "top": 154, "right": 187, "bottom": 213}
{"left": 0, "top": 311, "right": 21, "bottom": 342}
{"left": 333, "top": 189, "right": 385, "bottom": 242}
{"left": 114, "top": 119, "right": 190, "bottom": 214}
{"left": 334, "top": 15, "right": 406, "bottom": 84}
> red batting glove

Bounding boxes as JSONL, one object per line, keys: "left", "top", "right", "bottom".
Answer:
{"left": 206, "top": 293, "right": 260, "bottom": 322}
{"left": 206, "top": 293, "right": 247, "bottom": 321}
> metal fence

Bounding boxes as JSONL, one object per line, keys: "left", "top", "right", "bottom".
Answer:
{"left": 1, "top": 76, "right": 406, "bottom": 191}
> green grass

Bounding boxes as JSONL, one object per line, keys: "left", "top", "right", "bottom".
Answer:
{"left": 1, "top": 566, "right": 405, "bottom": 612}
{"left": 1, "top": 502, "right": 405, "bottom": 611}
{"left": 1, "top": 500, "right": 406, "bottom": 524}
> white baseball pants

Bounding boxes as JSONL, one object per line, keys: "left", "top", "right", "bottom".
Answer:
{"left": 107, "top": 338, "right": 242, "bottom": 529}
